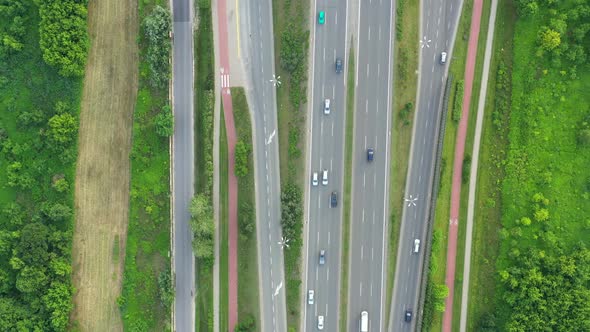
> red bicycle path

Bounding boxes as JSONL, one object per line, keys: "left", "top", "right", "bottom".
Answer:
{"left": 216, "top": 0, "right": 238, "bottom": 329}
{"left": 442, "top": 0, "right": 483, "bottom": 330}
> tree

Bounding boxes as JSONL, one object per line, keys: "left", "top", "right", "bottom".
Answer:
{"left": 42, "top": 202, "right": 72, "bottom": 222}
{"left": 143, "top": 5, "right": 171, "bottom": 88}
{"left": 155, "top": 104, "right": 174, "bottom": 137}
{"left": 48, "top": 113, "right": 78, "bottom": 145}
{"left": 42, "top": 281, "right": 73, "bottom": 331}
{"left": 37, "top": 0, "right": 89, "bottom": 76}
{"left": 189, "top": 194, "right": 215, "bottom": 265}
{"left": 279, "top": 23, "right": 308, "bottom": 74}
{"left": 534, "top": 208, "right": 549, "bottom": 222}
{"left": 16, "top": 266, "right": 48, "bottom": 293}
{"left": 234, "top": 140, "right": 251, "bottom": 177}
{"left": 538, "top": 28, "right": 561, "bottom": 51}
{"left": 17, "top": 222, "right": 50, "bottom": 266}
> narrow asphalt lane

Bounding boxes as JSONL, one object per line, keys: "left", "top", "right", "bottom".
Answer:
{"left": 302, "top": 0, "right": 348, "bottom": 331}
{"left": 171, "top": 0, "right": 196, "bottom": 331}
{"left": 239, "top": 0, "right": 288, "bottom": 329}
{"left": 346, "top": 0, "right": 395, "bottom": 330}
{"left": 388, "top": 0, "right": 462, "bottom": 329}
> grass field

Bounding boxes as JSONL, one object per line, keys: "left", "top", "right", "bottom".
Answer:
{"left": 385, "top": 0, "right": 420, "bottom": 322}
{"left": 231, "top": 87, "right": 262, "bottom": 329}
{"left": 72, "top": 0, "right": 140, "bottom": 330}
{"left": 339, "top": 47, "right": 355, "bottom": 332}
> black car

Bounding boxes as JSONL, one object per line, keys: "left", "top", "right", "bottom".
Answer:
{"left": 367, "top": 148, "right": 374, "bottom": 161}
{"left": 335, "top": 58, "right": 343, "bottom": 73}
{"left": 405, "top": 309, "right": 413, "bottom": 322}
{"left": 330, "top": 191, "right": 338, "bottom": 207}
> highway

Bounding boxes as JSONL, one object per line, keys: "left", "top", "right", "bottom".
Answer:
{"left": 302, "top": 0, "right": 348, "bottom": 330}
{"left": 388, "top": 0, "right": 462, "bottom": 329}
{"left": 238, "top": 0, "right": 288, "bottom": 330}
{"left": 346, "top": 0, "right": 395, "bottom": 330}
{"left": 171, "top": 0, "right": 196, "bottom": 331}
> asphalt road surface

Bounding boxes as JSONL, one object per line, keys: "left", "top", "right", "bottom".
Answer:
{"left": 346, "top": 0, "right": 395, "bottom": 329}
{"left": 239, "top": 0, "right": 288, "bottom": 330}
{"left": 302, "top": 0, "right": 348, "bottom": 330}
{"left": 388, "top": 0, "right": 462, "bottom": 330}
{"left": 171, "top": 0, "right": 196, "bottom": 331}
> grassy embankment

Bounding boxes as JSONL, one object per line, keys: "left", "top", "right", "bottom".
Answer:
{"left": 119, "top": 0, "right": 171, "bottom": 331}
{"left": 462, "top": 0, "right": 515, "bottom": 329}
{"left": 338, "top": 47, "right": 355, "bottom": 332}
{"left": 231, "top": 87, "right": 261, "bottom": 329}
{"left": 192, "top": 0, "right": 216, "bottom": 330}
{"left": 272, "top": 0, "right": 310, "bottom": 328}
{"left": 385, "top": 0, "right": 420, "bottom": 322}
{"left": 0, "top": 1, "right": 83, "bottom": 330}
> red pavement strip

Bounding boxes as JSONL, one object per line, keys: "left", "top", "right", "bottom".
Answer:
{"left": 442, "top": 0, "right": 483, "bottom": 330}
{"left": 216, "top": 0, "right": 239, "bottom": 329}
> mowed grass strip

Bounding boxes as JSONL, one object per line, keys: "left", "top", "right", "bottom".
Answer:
{"left": 339, "top": 46, "right": 355, "bottom": 332}
{"left": 194, "top": 0, "right": 216, "bottom": 329}
{"left": 386, "top": 0, "right": 419, "bottom": 322}
{"left": 231, "top": 87, "right": 261, "bottom": 329}
{"left": 72, "top": 0, "right": 139, "bottom": 330}
{"left": 465, "top": 0, "right": 515, "bottom": 328}
{"left": 219, "top": 106, "right": 229, "bottom": 332}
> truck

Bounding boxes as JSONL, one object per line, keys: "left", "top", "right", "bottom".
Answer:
{"left": 360, "top": 311, "right": 369, "bottom": 332}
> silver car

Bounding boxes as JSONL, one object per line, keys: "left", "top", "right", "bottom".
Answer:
{"left": 324, "top": 98, "right": 331, "bottom": 115}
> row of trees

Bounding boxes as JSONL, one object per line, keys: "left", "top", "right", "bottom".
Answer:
{"left": 37, "top": 0, "right": 89, "bottom": 76}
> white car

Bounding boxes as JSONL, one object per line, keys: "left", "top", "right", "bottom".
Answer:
{"left": 322, "top": 169, "right": 328, "bottom": 185}
{"left": 312, "top": 172, "right": 319, "bottom": 186}
{"left": 440, "top": 51, "right": 447, "bottom": 64}
{"left": 324, "top": 98, "right": 331, "bottom": 115}
{"left": 318, "top": 315, "right": 324, "bottom": 330}
{"left": 308, "top": 290, "right": 315, "bottom": 305}
{"left": 414, "top": 239, "right": 421, "bottom": 253}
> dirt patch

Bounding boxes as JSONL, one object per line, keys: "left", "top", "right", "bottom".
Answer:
{"left": 70, "top": 0, "right": 138, "bottom": 330}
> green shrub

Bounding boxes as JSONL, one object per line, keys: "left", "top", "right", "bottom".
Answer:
{"left": 234, "top": 140, "right": 251, "bottom": 177}
{"left": 154, "top": 104, "right": 174, "bottom": 137}
{"left": 142, "top": 5, "right": 171, "bottom": 89}
{"left": 452, "top": 80, "right": 464, "bottom": 122}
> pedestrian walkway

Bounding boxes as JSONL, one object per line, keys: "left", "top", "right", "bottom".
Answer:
{"left": 442, "top": 0, "right": 484, "bottom": 330}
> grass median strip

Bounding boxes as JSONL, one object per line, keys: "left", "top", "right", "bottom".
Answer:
{"left": 385, "top": 0, "right": 419, "bottom": 324}
{"left": 230, "top": 87, "right": 261, "bottom": 330}
{"left": 219, "top": 106, "right": 229, "bottom": 332}
{"left": 339, "top": 45, "right": 355, "bottom": 332}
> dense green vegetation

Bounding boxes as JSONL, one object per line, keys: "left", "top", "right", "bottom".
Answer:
{"left": 231, "top": 87, "right": 260, "bottom": 332}
{"left": 119, "top": 2, "right": 172, "bottom": 331}
{"left": 37, "top": 0, "right": 89, "bottom": 77}
{"left": 0, "top": 0, "right": 84, "bottom": 330}
{"left": 193, "top": 0, "right": 215, "bottom": 329}
{"left": 492, "top": 0, "right": 590, "bottom": 329}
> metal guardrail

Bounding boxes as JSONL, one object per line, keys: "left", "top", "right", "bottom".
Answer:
{"left": 416, "top": 73, "right": 453, "bottom": 331}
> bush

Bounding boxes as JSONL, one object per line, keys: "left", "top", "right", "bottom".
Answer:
{"left": 234, "top": 140, "right": 251, "bottom": 177}
{"left": 462, "top": 154, "right": 471, "bottom": 184}
{"left": 189, "top": 194, "right": 215, "bottom": 266}
{"left": 452, "top": 80, "right": 464, "bottom": 122}
{"left": 37, "top": 0, "right": 89, "bottom": 76}
{"left": 154, "top": 104, "right": 174, "bottom": 137}
{"left": 234, "top": 314, "right": 256, "bottom": 332}
{"left": 142, "top": 5, "right": 171, "bottom": 89}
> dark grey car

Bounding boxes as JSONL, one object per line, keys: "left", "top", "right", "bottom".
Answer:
{"left": 335, "top": 58, "right": 343, "bottom": 73}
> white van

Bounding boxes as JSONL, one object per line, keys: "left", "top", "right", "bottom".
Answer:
{"left": 322, "top": 169, "right": 328, "bottom": 185}
{"left": 360, "top": 311, "right": 369, "bottom": 332}
{"left": 414, "top": 239, "right": 421, "bottom": 253}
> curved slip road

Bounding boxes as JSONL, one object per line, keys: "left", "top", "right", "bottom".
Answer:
{"left": 442, "top": 0, "right": 483, "bottom": 330}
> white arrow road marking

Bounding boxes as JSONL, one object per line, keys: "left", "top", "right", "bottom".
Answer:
{"left": 266, "top": 130, "right": 276, "bottom": 145}
{"left": 273, "top": 282, "right": 283, "bottom": 297}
